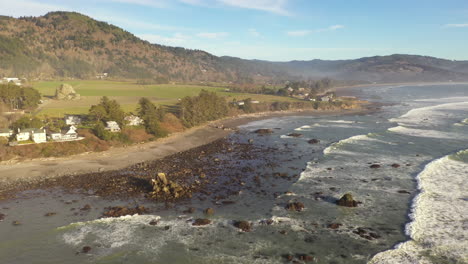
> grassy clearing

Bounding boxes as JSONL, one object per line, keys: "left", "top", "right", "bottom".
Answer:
{"left": 32, "top": 80, "right": 300, "bottom": 117}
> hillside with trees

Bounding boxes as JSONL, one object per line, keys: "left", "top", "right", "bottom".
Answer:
{"left": 0, "top": 12, "right": 467, "bottom": 84}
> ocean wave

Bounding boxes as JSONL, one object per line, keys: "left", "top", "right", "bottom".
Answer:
{"left": 369, "top": 150, "right": 468, "bottom": 264}
{"left": 389, "top": 101, "right": 468, "bottom": 127}
{"left": 323, "top": 134, "right": 383, "bottom": 155}
{"left": 388, "top": 126, "right": 468, "bottom": 140}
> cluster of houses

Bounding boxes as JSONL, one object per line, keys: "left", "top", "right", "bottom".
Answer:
{"left": 286, "top": 87, "right": 336, "bottom": 102}
{"left": 1, "top": 77, "right": 22, "bottom": 86}
{"left": 0, "top": 114, "right": 145, "bottom": 146}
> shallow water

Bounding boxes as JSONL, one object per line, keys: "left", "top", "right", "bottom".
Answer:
{"left": 0, "top": 84, "right": 467, "bottom": 263}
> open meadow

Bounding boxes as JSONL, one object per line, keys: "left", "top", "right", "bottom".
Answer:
{"left": 32, "top": 80, "right": 298, "bottom": 117}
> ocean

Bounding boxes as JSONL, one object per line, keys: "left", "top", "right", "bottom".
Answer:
{"left": 0, "top": 84, "right": 467, "bottom": 263}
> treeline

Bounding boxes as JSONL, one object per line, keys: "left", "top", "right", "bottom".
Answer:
{"left": 179, "top": 90, "right": 229, "bottom": 127}
{"left": 0, "top": 83, "right": 41, "bottom": 110}
{"left": 229, "top": 78, "right": 364, "bottom": 97}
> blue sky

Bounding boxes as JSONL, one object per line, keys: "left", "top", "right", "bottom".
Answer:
{"left": 1, "top": 0, "right": 468, "bottom": 61}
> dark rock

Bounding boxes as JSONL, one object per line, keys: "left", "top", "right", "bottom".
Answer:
{"left": 308, "top": 139, "right": 320, "bottom": 144}
{"left": 279, "top": 230, "right": 287, "bottom": 235}
{"left": 82, "top": 246, "right": 92, "bottom": 253}
{"left": 0, "top": 213, "right": 5, "bottom": 221}
{"left": 183, "top": 207, "right": 196, "bottom": 214}
{"left": 149, "top": 219, "right": 159, "bottom": 226}
{"left": 103, "top": 206, "right": 148, "bottom": 217}
{"left": 233, "top": 220, "right": 252, "bottom": 232}
{"left": 287, "top": 133, "right": 302, "bottom": 137}
{"left": 193, "top": 218, "right": 211, "bottom": 226}
{"left": 204, "top": 208, "right": 215, "bottom": 216}
{"left": 337, "top": 193, "right": 358, "bottom": 207}
{"left": 44, "top": 212, "right": 57, "bottom": 217}
{"left": 254, "top": 129, "right": 273, "bottom": 135}
{"left": 398, "top": 190, "right": 411, "bottom": 194}
{"left": 328, "top": 223, "right": 342, "bottom": 229}
{"left": 370, "top": 164, "right": 381, "bottom": 169}
{"left": 391, "top": 163, "right": 401, "bottom": 168}
{"left": 286, "top": 202, "right": 305, "bottom": 212}
{"left": 164, "top": 226, "right": 171, "bottom": 230}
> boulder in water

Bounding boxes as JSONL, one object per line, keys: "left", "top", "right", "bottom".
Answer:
{"left": 254, "top": 129, "right": 273, "bottom": 135}
{"left": 308, "top": 139, "right": 320, "bottom": 144}
{"left": 285, "top": 201, "right": 305, "bottom": 212}
{"left": 193, "top": 219, "right": 211, "bottom": 226}
{"left": 337, "top": 193, "right": 359, "bottom": 207}
{"left": 233, "top": 220, "right": 252, "bottom": 232}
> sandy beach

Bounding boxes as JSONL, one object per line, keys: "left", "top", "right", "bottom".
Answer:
{"left": 0, "top": 107, "right": 373, "bottom": 192}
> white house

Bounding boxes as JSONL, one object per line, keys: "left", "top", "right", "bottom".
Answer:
{"left": 124, "top": 115, "right": 143, "bottom": 126}
{"left": 49, "top": 125, "right": 79, "bottom": 141}
{"left": 65, "top": 115, "right": 82, "bottom": 125}
{"left": 16, "top": 128, "right": 47, "bottom": 143}
{"left": 105, "top": 121, "right": 121, "bottom": 132}
{"left": 320, "top": 95, "right": 331, "bottom": 102}
{"left": 1, "top": 78, "right": 21, "bottom": 86}
{"left": 16, "top": 129, "right": 31, "bottom": 141}
{"left": 0, "top": 128, "right": 13, "bottom": 138}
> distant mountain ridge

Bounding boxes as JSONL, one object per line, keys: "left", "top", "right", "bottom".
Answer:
{"left": 0, "top": 11, "right": 467, "bottom": 83}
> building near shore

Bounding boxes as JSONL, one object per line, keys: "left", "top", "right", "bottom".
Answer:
{"left": 49, "top": 125, "right": 80, "bottom": 141}
{"left": 16, "top": 128, "right": 47, "bottom": 143}
{"left": 0, "top": 128, "right": 13, "bottom": 138}
{"left": 124, "top": 115, "right": 143, "bottom": 126}
{"left": 105, "top": 121, "right": 121, "bottom": 132}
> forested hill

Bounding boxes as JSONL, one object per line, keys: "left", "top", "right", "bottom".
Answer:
{"left": 1, "top": 11, "right": 468, "bottom": 83}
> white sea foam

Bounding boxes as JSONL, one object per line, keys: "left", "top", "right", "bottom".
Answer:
{"left": 370, "top": 151, "right": 468, "bottom": 264}
{"left": 323, "top": 134, "right": 377, "bottom": 155}
{"left": 389, "top": 101, "right": 468, "bottom": 127}
{"left": 388, "top": 126, "right": 468, "bottom": 140}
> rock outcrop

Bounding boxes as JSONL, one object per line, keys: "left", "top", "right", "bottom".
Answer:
{"left": 233, "top": 220, "right": 252, "bottom": 232}
{"left": 337, "top": 193, "right": 359, "bottom": 207}
{"left": 55, "top": 83, "right": 81, "bottom": 100}
{"left": 148, "top": 173, "right": 188, "bottom": 199}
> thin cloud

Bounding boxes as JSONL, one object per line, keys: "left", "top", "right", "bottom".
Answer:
{"left": 219, "top": 0, "right": 290, "bottom": 15}
{"left": 288, "top": 25, "right": 345, "bottom": 37}
{"left": 287, "top": 30, "right": 312, "bottom": 37}
{"left": 197, "top": 32, "right": 229, "bottom": 39}
{"left": 444, "top": 23, "right": 468, "bottom": 28}
{"left": 139, "top": 33, "right": 191, "bottom": 46}
{"left": 0, "top": 0, "right": 68, "bottom": 17}
{"left": 180, "top": 0, "right": 291, "bottom": 15}
{"left": 108, "top": 0, "right": 168, "bottom": 8}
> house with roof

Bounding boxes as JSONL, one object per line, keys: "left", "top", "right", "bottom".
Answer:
{"left": 105, "top": 121, "right": 121, "bottom": 132}
{"left": 124, "top": 115, "right": 143, "bottom": 126}
{"left": 1, "top": 77, "right": 22, "bottom": 86}
{"left": 49, "top": 125, "right": 79, "bottom": 141}
{"left": 0, "top": 128, "right": 13, "bottom": 138}
{"left": 16, "top": 128, "right": 47, "bottom": 143}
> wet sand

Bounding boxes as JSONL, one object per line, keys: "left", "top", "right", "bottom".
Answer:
{"left": 0, "top": 107, "right": 373, "bottom": 193}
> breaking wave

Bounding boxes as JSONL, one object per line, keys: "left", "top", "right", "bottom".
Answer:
{"left": 369, "top": 150, "right": 468, "bottom": 264}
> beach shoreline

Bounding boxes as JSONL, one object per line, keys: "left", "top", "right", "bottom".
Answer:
{"left": 0, "top": 105, "right": 376, "bottom": 193}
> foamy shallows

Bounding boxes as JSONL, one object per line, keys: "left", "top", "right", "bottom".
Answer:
{"left": 388, "top": 126, "right": 468, "bottom": 140}
{"left": 389, "top": 101, "right": 468, "bottom": 127}
{"left": 370, "top": 150, "right": 468, "bottom": 264}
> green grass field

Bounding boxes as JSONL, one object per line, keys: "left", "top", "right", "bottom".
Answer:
{"left": 32, "top": 80, "right": 299, "bottom": 117}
